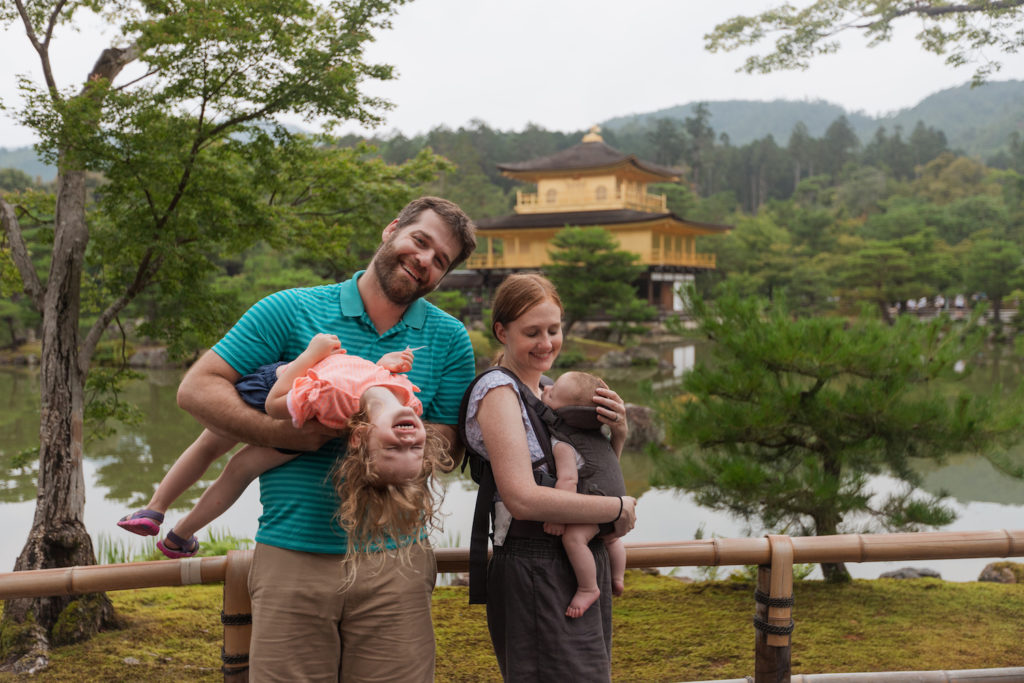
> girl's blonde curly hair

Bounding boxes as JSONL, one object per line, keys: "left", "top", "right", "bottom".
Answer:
{"left": 333, "top": 407, "right": 453, "bottom": 572}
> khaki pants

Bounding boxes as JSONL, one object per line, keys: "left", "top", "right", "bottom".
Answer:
{"left": 248, "top": 542, "right": 437, "bottom": 682}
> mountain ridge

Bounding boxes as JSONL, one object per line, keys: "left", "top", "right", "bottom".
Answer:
{"left": 4, "top": 80, "right": 1024, "bottom": 182}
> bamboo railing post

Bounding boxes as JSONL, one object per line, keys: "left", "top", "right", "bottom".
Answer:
{"left": 221, "top": 550, "right": 253, "bottom": 681}
{"left": 755, "top": 535, "right": 794, "bottom": 683}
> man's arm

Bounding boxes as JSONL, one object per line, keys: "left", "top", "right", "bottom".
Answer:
{"left": 177, "top": 350, "right": 339, "bottom": 452}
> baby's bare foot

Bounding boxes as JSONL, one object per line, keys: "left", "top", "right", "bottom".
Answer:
{"left": 565, "top": 586, "right": 601, "bottom": 618}
{"left": 612, "top": 577, "right": 625, "bottom": 597}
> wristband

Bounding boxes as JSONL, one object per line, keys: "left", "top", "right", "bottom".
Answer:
{"left": 610, "top": 496, "right": 624, "bottom": 523}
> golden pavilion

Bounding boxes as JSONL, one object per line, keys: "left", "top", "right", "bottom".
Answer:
{"left": 465, "top": 126, "right": 730, "bottom": 312}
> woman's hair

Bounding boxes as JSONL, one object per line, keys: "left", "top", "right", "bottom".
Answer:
{"left": 333, "top": 408, "right": 453, "bottom": 572}
{"left": 490, "top": 273, "right": 563, "bottom": 365}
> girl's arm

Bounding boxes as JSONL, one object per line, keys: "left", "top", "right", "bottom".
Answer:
{"left": 478, "top": 385, "right": 636, "bottom": 535}
{"left": 264, "top": 334, "right": 343, "bottom": 420}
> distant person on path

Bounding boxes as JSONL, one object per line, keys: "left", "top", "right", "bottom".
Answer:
{"left": 175, "top": 197, "right": 476, "bottom": 682}
{"left": 539, "top": 370, "right": 628, "bottom": 618}
{"left": 460, "top": 273, "right": 637, "bottom": 681}
{"left": 118, "top": 335, "right": 449, "bottom": 564}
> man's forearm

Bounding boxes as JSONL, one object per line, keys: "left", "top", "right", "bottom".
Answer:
{"left": 178, "top": 350, "right": 335, "bottom": 452}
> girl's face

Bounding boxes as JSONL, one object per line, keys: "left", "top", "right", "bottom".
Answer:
{"left": 494, "top": 299, "right": 563, "bottom": 376}
{"left": 361, "top": 404, "right": 426, "bottom": 484}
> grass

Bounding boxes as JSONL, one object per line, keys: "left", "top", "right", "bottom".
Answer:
{"left": 3, "top": 571, "right": 1022, "bottom": 681}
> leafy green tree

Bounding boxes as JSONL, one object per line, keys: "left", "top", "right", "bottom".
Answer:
{"left": 543, "top": 227, "right": 653, "bottom": 334}
{"left": 962, "top": 237, "right": 1024, "bottom": 327}
{"left": 647, "top": 118, "right": 687, "bottom": 167}
{"left": 683, "top": 103, "right": 716, "bottom": 195}
{"left": 0, "top": 0, "right": 446, "bottom": 663}
{"left": 656, "top": 291, "right": 1021, "bottom": 582}
{"left": 705, "top": 1, "right": 1024, "bottom": 83}
{"left": 0, "top": 169, "right": 35, "bottom": 192}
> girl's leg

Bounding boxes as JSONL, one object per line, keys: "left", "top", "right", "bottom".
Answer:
{"left": 561, "top": 523, "right": 602, "bottom": 618}
{"left": 146, "top": 429, "right": 238, "bottom": 514}
{"left": 604, "top": 536, "right": 626, "bottom": 596}
{"left": 167, "top": 445, "right": 298, "bottom": 543}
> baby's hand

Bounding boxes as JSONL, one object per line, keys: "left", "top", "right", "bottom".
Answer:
{"left": 379, "top": 348, "right": 415, "bottom": 373}
{"left": 309, "top": 333, "right": 344, "bottom": 359}
{"left": 543, "top": 522, "right": 565, "bottom": 536}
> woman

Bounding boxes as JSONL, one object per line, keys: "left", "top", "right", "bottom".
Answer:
{"left": 462, "top": 273, "right": 638, "bottom": 681}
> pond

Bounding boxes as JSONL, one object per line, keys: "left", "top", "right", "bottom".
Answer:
{"left": 2, "top": 344, "right": 1023, "bottom": 581}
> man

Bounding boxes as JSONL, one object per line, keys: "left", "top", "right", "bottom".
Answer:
{"left": 177, "top": 196, "right": 476, "bottom": 682}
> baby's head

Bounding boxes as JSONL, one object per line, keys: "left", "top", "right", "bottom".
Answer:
{"left": 542, "top": 371, "right": 608, "bottom": 411}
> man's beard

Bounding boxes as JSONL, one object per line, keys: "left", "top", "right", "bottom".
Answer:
{"left": 373, "top": 240, "right": 431, "bottom": 306}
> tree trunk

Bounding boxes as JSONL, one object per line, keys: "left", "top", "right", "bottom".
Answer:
{"left": 816, "top": 459, "right": 852, "bottom": 584}
{"left": 877, "top": 299, "right": 894, "bottom": 325}
{"left": 1, "top": 169, "right": 116, "bottom": 673}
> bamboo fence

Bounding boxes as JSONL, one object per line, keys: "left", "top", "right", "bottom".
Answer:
{"left": 1, "top": 529, "right": 1023, "bottom": 682}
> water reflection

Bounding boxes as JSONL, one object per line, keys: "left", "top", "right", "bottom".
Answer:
{"left": 2, "top": 346, "right": 1023, "bottom": 582}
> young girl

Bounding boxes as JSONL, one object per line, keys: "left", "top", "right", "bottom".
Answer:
{"left": 118, "top": 333, "right": 450, "bottom": 558}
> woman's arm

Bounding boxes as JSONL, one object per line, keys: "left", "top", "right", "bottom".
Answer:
{"left": 264, "top": 334, "right": 343, "bottom": 420}
{"left": 478, "top": 385, "right": 636, "bottom": 534}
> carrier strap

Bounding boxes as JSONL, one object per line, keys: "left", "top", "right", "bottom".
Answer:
{"left": 459, "top": 367, "right": 556, "bottom": 604}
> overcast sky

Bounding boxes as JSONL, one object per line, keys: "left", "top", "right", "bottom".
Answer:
{"left": 3, "top": 0, "right": 1024, "bottom": 149}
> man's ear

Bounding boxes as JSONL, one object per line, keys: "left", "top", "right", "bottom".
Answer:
{"left": 381, "top": 219, "right": 400, "bottom": 241}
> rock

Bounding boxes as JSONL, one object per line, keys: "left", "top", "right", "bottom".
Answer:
{"left": 128, "top": 347, "right": 169, "bottom": 368}
{"left": 978, "top": 561, "right": 1024, "bottom": 583}
{"left": 878, "top": 567, "right": 942, "bottom": 580}
{"left": 595, "top": 346, "right": 661, "bottom": 369}
{"left": 124, "top": 657, "right": 141, "bottom": 666}
{"left": 447, "top": 572, "right": 469, "bottom": 587}
{"left": 624, "top": 403, "right": 664, "bottom": 451}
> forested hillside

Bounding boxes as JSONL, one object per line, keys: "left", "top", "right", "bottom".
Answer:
{"left": 5, "top": 80, "right": 1024, "bottom": 349}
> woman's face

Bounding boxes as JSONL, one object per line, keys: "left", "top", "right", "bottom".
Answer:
{"left": 494, "top": 299, "right": 563, "bottom": 375}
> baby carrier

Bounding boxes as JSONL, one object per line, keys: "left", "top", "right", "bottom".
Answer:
{"left": 457, "top": 367, "right": 607, "bottom": 604}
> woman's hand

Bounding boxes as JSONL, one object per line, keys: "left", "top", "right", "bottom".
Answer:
{"left": 612, "top": 496, "right": 637, "bottom": 538}
{"left": 593, "top": 386, "right": 628, "bottom": 455}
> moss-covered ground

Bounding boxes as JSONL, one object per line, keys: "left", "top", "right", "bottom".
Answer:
{"left": 2, "top": 571, "right": 1023, "bottom": 681}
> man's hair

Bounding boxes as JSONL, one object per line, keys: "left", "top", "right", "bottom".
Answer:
{"left": 394, "top": 196, "right": 476, "bottom": 270}
{"left": 556, "top": 371, "right": 609, "bottom": 407}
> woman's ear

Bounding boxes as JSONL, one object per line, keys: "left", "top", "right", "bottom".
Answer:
{"left": 348, "top": 428, "right": 363, "bottom": 450}
{"left": 493, "top": 321, "right": 507, "bottom": 345}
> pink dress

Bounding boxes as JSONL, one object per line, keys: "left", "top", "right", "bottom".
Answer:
{"left": 285, "top": 353, "right": 421, "bottom": 429}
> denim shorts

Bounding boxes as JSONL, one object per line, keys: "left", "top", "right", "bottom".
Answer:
{"left": 234, "top": 361, "right": 299, "bottom": 455}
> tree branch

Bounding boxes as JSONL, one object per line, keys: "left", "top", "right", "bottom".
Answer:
{"left": 0, "top": 196, "right": 45, "bottom": 312}
{"left": 80, "top": 249, "right": 165, "bottom": 373}
{"left": 879, "top": 0, "right": 1024, "bottom": 23}
{"left": 83, "top": 44, "right": 142, "bottom": 93}
{"left": 14, "top": 0, "right": 67, "bottom": 94}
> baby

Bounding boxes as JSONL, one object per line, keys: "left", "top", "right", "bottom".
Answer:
{"left": 541, "top": 371, "right": 628, "bottom": 618}
{"left": 119, "top": 333, "right": 450, "bottom": 559}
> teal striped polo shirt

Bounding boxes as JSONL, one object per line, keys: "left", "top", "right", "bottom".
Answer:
{"left": 212, "top": 271, "right": 476, "bottom": 553}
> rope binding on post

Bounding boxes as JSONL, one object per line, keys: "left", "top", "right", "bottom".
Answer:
{"left": 753, "top": 614, "right": 795, "bottom": 636}
{"left": 754, "top": 588, "right": 795, "bottom": 608}
{"left": 220, "top": 610, "right": 252, "bottom": 626}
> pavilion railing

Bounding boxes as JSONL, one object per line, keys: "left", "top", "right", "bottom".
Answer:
{"left": 1, "top": 528, "right": 1022, "bottom": 682}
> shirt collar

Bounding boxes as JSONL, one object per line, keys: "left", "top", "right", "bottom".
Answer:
{"left": 339, "top": 271, "right": 428, "bottom": 331}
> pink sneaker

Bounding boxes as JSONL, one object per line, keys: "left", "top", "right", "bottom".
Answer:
{"left": 117, "top": 509, "right": 164, "bottom": 536}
